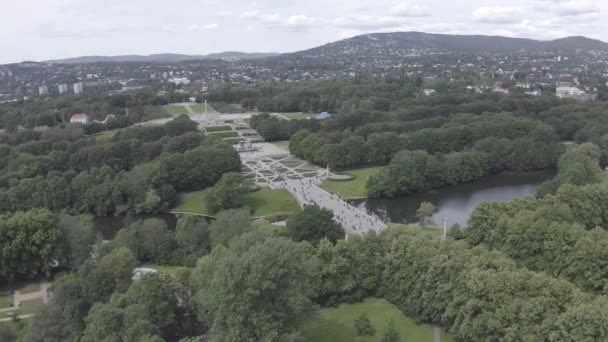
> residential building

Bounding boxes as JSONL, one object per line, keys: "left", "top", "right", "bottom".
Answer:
{"left": 58, "top": 84, "right": 68, "bottom": 94}
{"left": 73, "top": 82, "right": 84, "bottom": 95}
{"left": 38, "top": 85, "right": 49, "bottom": 96}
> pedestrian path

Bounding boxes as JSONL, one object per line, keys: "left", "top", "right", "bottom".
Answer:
{"left": 277, "top": 178, "right": 386, "bottom": 235}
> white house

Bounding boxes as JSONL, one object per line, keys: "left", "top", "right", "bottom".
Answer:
{"left": 70, "top": 113, "right": 91, "bottom": 124}
{"left": 423, "top": 89, "right": 436, "bottom": 96}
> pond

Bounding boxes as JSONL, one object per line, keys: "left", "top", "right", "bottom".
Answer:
{"left": 353, "top": 171, "right": 555, "bottom": 227}
{"left": 94, "top": 213, "right": 178, "bottom": 240}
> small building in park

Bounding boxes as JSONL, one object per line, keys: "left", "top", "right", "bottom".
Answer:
{"left": 70, "top": 113, "right": 91, "bottom": 125}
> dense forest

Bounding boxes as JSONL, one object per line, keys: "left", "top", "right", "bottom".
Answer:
{"left": 243, "top": 81, "right": 608, "bottom": 198}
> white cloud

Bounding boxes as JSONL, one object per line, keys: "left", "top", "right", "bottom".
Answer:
{"left": 554, "top": 0, "right": 599, "bottom": 16}
{"left": 240, "top": 11, "right": 317, "bottom": 31}
{"left": 333, "top": 16, "right": 408, "bottom": 30}
{"left": 390, "top": 3, "right": 431, "bottom": 17}
{"left": 189, "top": 24, "right": 219, "bottom": 31}
{"left": 473, "top": 6, "right": 524, "bottom": 24}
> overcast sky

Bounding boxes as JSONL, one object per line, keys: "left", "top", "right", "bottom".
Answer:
{"left": 0, "top": 0, "right": 605, "bottom": 64}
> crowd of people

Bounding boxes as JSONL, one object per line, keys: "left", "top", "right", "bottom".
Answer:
{"left": 281, "top": 178, "right": 386, "bottom": 234}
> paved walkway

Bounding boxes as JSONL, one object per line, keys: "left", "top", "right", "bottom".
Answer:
{"left": 14, "top": 280, "right": 50, "bottom": 306}
{"left": 278, "top": 178, "right": 386, "bottom": 234}
{"left": 433, "top": 324, "right": 442, "bottom": 342}
{"left": 0, "top": 314, "right": 34, "bottom": 322}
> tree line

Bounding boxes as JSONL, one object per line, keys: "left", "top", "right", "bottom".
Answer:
{"left": 19, "top": 219, "right": 608, "bottom": 341}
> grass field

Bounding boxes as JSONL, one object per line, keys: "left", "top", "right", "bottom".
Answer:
{"left": 164, "top": 104, "right": 189, "bottom": 117}
{"left": 0, "top": 292, "right": 13, "bottom": 309}
{"left": 171, "top": 187, "right": 299, "bottom": 217}
{"left": 300, "top": 298, "right": 453, "bottom": 342}
{"left": 286, "top": 113, "right": 316, "bottom": 120}
{"left": 254, "top": 219, "right": 288, "bottom": 235}
{"left": 93, "top": 130, "right": 116, "bottom": 142}
{"left": 172, "top": 189, "right": 212, "bottom": 215}
{"left": 141, "top": 264, "right": 190, "bottom": 275}
{"left": 387, "top": 223, "right": 445, "bottom": 238}
{"left": 16, "top": 299, "right": 43, "bottom": 316}
{"left": 322, "top": 166, "right": 384, "bottom": 198}
{"left": 271, "top": 140, "right": 290, "bottom": 151}
{"left": 18, "top": 283, "right": 40, "bottom": 295}
{"left": 242, "top": 188, "right": 299, "bottom": 216}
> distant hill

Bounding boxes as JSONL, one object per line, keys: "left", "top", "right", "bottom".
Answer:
{"left": 40, "top": 32, "right": 608, "bottom": 65}
{"left": 47, "top": 52, "right": 279, "bottom": 64}
{"left": 285, "top": 32, "right": 608, "bottom": 58}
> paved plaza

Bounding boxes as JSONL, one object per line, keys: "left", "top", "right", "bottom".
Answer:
{"left": 238, "top": 142, "right": 387, "bottom": 235}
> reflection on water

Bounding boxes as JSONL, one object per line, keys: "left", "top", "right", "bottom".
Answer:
{"left": 353, "top": 171, "right": 555, "bottom": 227}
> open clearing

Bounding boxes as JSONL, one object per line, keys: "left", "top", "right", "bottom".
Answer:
{"left": 300, "top": 298, "right": 453, "bottom": 342}
{"left": 164, "top": 104, "right": 189, "bottom": 117}
{"left": 322, "top": 166, "right": 384, "bottom": 198}
{"left": 172, "top": 187, "right": 299, "bottom": 217}
{"left": 271, "top": 140, "right": 291, "bottom": 151}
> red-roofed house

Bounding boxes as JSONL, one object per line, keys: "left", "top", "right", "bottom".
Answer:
{"left": 70, "top": 113, "right": 91, "bottom": 125}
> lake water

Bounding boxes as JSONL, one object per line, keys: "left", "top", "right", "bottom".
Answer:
{"left": 353, "top": 171, "right": 555, "bottom": 227}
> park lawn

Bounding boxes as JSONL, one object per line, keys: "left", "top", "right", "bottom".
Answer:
{"left": 300, "top": 298, "right": 453, "bottom": 342}
{"left": 254, "top": 219, "right": 287, "bottom": 236}
{"left": 271, "top": 140, "right": 291, "bottom": 151}
{"left": 171, "top": 187, "right": 299, "bottom": 217}
{"left": 172, "top": 189, "right": 212, "bottom": 215}
{"left": 242, "top": 188, "right": 299, "bottom": 217}
{"left": 0, "top": 292, "right": 13, "bottom": 309}
{"left": 16, "top": 299, "right": 43, "bottom": 316}
{"left": 141, "top": 264, "right": 190, "bottom": 275}
{"left": 93, "top": 130, "right": 116, "bottom": 142}
{"left": 322, "top": 166, "right": 384, "bottom": 198}
{"left": 18, "top": 283, "right": 40, "bottom": 295}
{"left": 287, "top": 112, "right": 316, "bottom": 120}
{"left": 164, "top": 104, "right": 189, "bottom": 117}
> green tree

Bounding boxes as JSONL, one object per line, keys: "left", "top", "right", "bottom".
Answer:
{"left": 0, "top": 209, "right": 60, "bottom": 279}
{"left": 381, "top": 320, "right": 399, "bottom": 342}
{"left": 354, "top": 313, "right": 375, "bottom": 336}
{"left": 209, "top": 209, "right": 252, "bottom": 247}
{"left": 287, "top": 205, "right": 344, "bottom": 245}
{"left": 192, "top": 233, "right": 318, "bottom": 341}
{"left": 175, "top": 215, "right": 211, "bottom": 265}
{"left": 206, "top": 172, "right": 250, "bottom": 214}
{"left": 416, "top": 202, "right": 436, "bottom": 227}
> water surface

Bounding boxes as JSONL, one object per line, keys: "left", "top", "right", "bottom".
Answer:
{"left": 353, "top": 171, "right": 554, "bottom": 227}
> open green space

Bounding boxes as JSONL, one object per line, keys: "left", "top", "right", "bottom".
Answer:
{"left": 164, "top": 104, "right": 189, "bottom": 117}
{"left": 254, "top": 219, "right": 288, "bottom": 235}
{"left": 207, "top": 131, "right": 239, "bottom": 138}
{"left": 286, "top": 113, "right": 316, "bottom": 120}
{"left": 242, "top": 188, "right": 300, "bottom": 217}
{"left": 16, "top": 299, "right": 43, "bottom": 316}
{"left": 172, "top": 188, "right": 212, "bottom": 215}
{"left": 0, "top": 292, "right": 13, "bottom": 309}
{"left": 387, "top": 223, "right": 445, "bottom": 238}
{"left": 171, "top": 187, "right": 299, "bottom": 217}
{"left": 18, "top": 283, "right": 40, "bottom": 295}
{"left": 322, "top": 166, "right": 384, "bottom": 198}
{"left": 92, "top": 130, "right": 116, "bottom": 142}
{"left": 141, "top": 264, "right": 190, "bottom": 275}
{"left": 300, "top": 298, "right": 453, "bottom": 342}
{"left": 271, "top": 140, "right": 291, "bottom": 151}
